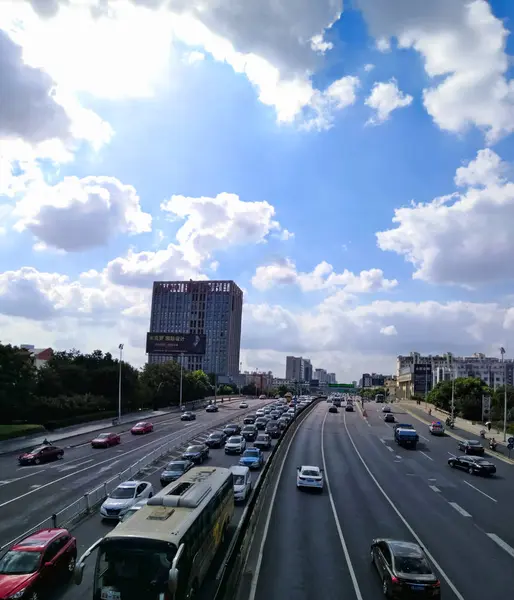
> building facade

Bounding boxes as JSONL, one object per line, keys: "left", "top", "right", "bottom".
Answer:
{"left": 303, "top": 359, "right": 313, "bottom": 383}
{"left": 20, "top": 345, "right": 53, "bottom": 369}
{"left": 360, "top": 373, "right": 391, "bottom": 388}
{"left": 148, "top": 280, "right": 243, "bottom": 378}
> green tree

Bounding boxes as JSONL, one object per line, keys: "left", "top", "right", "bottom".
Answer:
{"left": 428, "top": 377, "right": 490, "bottom": 420}
{"left": 491, "top": 385, "right": 514, "bottom": 420}
{"left": 0, "top": 344, "right": 37, "bottom": 422}
{"left": 277, "top": 384, "right": 291, "bottom": 396}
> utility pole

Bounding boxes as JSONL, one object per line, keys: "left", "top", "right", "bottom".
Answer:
{"left": 501, "top": 347, "right": 507, "bottom": 442}
{"left": 179, "top": 352, "right": 184, "bottom": 410}
{"left": 450, "top": 364, "right": 455, "bottom": 423}
{"left": 118, "top": 344, "right": 124, "bottom": 423}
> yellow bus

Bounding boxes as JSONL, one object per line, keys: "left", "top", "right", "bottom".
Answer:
{"left": 74, "top": 466, "right": 234, "bottom": 600}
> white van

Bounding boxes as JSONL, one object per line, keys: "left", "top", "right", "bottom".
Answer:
{"left": 230, "top": 465, "right": 252, "bottom": 502}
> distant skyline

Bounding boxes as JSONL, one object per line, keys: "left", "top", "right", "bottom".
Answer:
{"left": 2, "top": 1, "right": 514, "bottom": 381}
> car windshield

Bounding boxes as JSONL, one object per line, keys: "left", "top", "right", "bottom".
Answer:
{"left": 186, "top": 446, "right": 202, "bottom": 453}
{"left": 0, "top": 550, "right": 42, "bottom": 574}
{"left": 29, "top": 447, "right": 45, "bottom": 454}
{"left": 302, "top": 469, "right": 319, "bottom": 477}
{"left": 229, "top": 437, "right": 242, "bottom": 443}
{"left": 467, "top": 441, "right": 480, "bottom": 446}
{"left": 394, "top": 555, "right": 432, "bottom": 575}
{"left": 209, "top": 434, "right": 222, "bottom": 439}
{"left": 97, "top": 434, "right": 110, "bottom": 439}
{"left": 166, "top": 462, "right": 186, "bottom": 471}
{"left": 135, "top": 423, "right": 146, "bottom": 427}
{"left": 111, "top": 487, "right": 136, "bottom": 499}
{"left": 226, "top": 424, "right": 237, "bottom": 430}
{"left": 244, "top": 449, "right": 259, "bottom": 457}
{"left": 233, "top": 475, "right": 245, "bottom": 485}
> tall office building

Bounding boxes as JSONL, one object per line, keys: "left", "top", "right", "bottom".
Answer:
{"left": 286, "top": 356, "right": 312, "bottom": 382}
{"left": 148, "top": 280, "right": 243, "bottom": 378}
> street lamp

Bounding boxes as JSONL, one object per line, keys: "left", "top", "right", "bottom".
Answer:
{"left": 500, "top": 347, "right": 507, "bottom": 442}
{"left": 179, "top": 352, "right": 185, "bottom": 410}
{"left": 118, "top": 344, "right": 124, "bottom": 423}
{"left": 445, "top": 363, "right": 455, "bottom": 422}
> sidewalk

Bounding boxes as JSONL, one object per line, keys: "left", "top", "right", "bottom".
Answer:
{"left": 0, "top": 395, "right": 241, "bottom": 455}
{"left": 398, "top": 400, "right": 514, "bottom": 464}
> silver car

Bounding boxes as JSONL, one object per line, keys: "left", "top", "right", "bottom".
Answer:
{"left": 100, "top": 480, "right": 154, "bottom": 521}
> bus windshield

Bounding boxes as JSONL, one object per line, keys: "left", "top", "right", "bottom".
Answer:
{"left": 94, "top": 538, "right": 176, "bottom": 600}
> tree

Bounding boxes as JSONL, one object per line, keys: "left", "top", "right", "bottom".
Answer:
{"left": 0, "top": 344, "right": 37, "bottom": 421}
{"left": 428, "top": 377, "right": 490, "bottom": 420}
{"left": 277, "top": 384, "right": 291, "bottom": 396}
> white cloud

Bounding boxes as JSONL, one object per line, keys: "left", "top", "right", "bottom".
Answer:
{"left": 365, "top": 78, "right": 413, "bottom": 124}
{"left": 377, "top": 148, "right": 514, "bottom": 287}
{"left": 375, "top": 37, "right": 391, "bottom": 53}
{"left": 364, "top": 63, "right": 375, "bottom": 72}
{"left": 310, "top": 34, "right": 333, "bottom": 55}
{"left": 185, "top": 50, "right": 206, "bottom": 64}
{"left": 380, "top": 325, "right": 397, "bottom": 336}
{"left": 13, "top": 176, "right": 152, "bottom": 252}
{"left": 252, "top": 258, "right": 398, "bottom": 293}
{"left": 358, "top": 0, "right": 514, "bottom": 143}
{"left": 279, "top": 229, "right": 295, "bottom": 241}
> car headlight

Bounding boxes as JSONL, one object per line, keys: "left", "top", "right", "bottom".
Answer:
{"left": 8, "top": 588, "right": 27, "bottom": 599}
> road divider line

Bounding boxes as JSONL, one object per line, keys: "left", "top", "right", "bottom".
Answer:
{"left": 448, "top": 502, "right": 471, "bottom": 517}
{"left": 429, "top": 485, "right": 441, "bottom": 493}
{"left": 420, "top": 451, "right": 433, "bottom": 461}
{"left": 463, "top": 480, "right": 497, "bottom": 503}
{"left": 386, "top": 446, "right": 394, "bottom": 453}
{"left": 321, "top": 412, "right": 363, "bottom": 600}
{"left": 380, "top": 438, "right": 386, "bottom": 445}
{"left": 58, "top": 459, "right": 94, "bottom": 472}
{"left": 343, "top": 412, "right": 466, "bottom": 600}
{"left": 486, "top": 533, "right": 514, "bottom": 559}
{"left": 0, "top": 470, "right": 47, "bottom": 486}
{"left": 395, "top": 455, "right": 402, "bottom": 460}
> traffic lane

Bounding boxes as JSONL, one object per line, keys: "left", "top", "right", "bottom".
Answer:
{"left": 322, "top": 409, "right": 457, "bottom": 600}
{"left": 345, "top": 411, "right": 514, "bottom": 599}
{"left": 254, "top": 404, "right": 356, "bottom": 600}
{"left": 0, "top": 401, "right": 269, "bottom": 502}
{"left": 54, "top": 434, "right": 275, "bottom": 600}
{"left": 0, "top": 404, "right": 270, "bottom": 548}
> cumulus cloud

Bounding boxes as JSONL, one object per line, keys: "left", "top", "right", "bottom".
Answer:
{"left": 380, "top": 325, "right": 397, "bottom": 336}
{"left": 252, "top": 258, "right": 398, "bottom": 293}
{"left": 377, "top": 148, "right": 514, "bottom": 287}
{"left": 358, "top": 0, "right": 514, "bottom": 143}
{"left": 13, "top": 176, "right": 152, "bottom": 251}
{"left": 365, "top": 78, "right": 413, "bottom": 124}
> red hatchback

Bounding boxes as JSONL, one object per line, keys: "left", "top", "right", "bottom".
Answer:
{"left": 131, "top": 421, "right": 153, "bottom": 435}
{"left": 0, "top": 528, "right": 77, "bottom": 600}
{"left": 91, "top": 432, "right": 121, "bottom": 448}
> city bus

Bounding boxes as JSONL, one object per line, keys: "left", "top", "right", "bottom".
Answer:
{"left": 74, "top": 466, "right": 234, "bottom": 600}
{"left": 375, "top": 393, "right": 385, "bottom": 403}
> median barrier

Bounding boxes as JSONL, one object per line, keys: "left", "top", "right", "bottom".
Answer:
{"left": 0, "top": 409, "right": 249, "bottom": 554}
{"left": 212, "top": 397, "right": 322, "bottom": 600}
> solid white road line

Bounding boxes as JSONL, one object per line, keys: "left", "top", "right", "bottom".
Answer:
{"left": 420, "top": 451, "right": 433, "bottom": 461}
{"left": 57, "top": 459, "right": 94, "bottom": 472}
{"left": 343, "top": 412, "right": 465, "bottom": 600}
{"left": 0, "top": 471, "right": 47, "bottom": 486}
{"left": 429, "top": 485, "right": 441, "bottom": 493}
{"left": 463, "top": 480, "right": 497, "bottom": 503}
{"left": 321, "top": 412, "right": 363, "bottom": 600}
{"left": 486, "top": 533, "right": 514, "bottom": 559}
{"left": 448, "top": 502, "right": 472, "bottom": 517}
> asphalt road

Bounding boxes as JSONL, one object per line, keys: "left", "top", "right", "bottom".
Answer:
{"left": 0, "top": 398, "right": 268, "bottom": 551}
{"left": 54, "top": 420, "right": 276, "bottom": 600}
{"left": 253, "top": 400, "right": 514, "bottom": 600}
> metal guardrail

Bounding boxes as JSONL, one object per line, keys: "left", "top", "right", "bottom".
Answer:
{"left": 0, "top": 410, "right": 246, "bottom": 553}
{"left": 212, "top": 397, "right": 322, "bottom": 600}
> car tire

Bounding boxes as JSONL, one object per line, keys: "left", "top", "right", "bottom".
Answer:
{"left": 35, "top": 458, "right": 41, "bottom": 465}
{"left": 449, "top": 460, "right": 455, "bottom": 468}
{"left": 468, "top": 467, "right": 475, "bottom": 475}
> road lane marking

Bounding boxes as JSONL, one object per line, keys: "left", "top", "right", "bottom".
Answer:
{"left": 429, "top": 485, "right": 441, "bottom": 493}
{"left": 463, "top": 480, "right": 497, "bottom": 503}
{"left": 486, "top": 533, "right": 514, "bottom": 559}
{"left": 419, "top": 435, "right": 430, "bottom": 442}
{"left": 380, "top": 438, "right": 386, "bottom": 444}
{"left": 395, "top": 455, "right": 402, "bottom": 460}
{"left": 321, "top": 412, "right": 363, "bottom": 599}
{"left": 343, "top": 412, "right": 466, "bottom": 600}
{"left": 386, "top": 446, "right": 394, "bottom": 453}
{"left": 420, "top": 451, "right": 433, "bottom": 461}
{"left": 0, "top": 471, "right": 47, "bottom": 485}
{"left": 448, "top": 452, "right": 456, "bottom": 457}
{"left": 57, "top": 459, "right": 94, "bottom": 472}
{"left": 448, "top": 502, "right": 471, "bottom": 517}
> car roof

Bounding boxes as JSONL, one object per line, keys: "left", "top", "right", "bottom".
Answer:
{"left": 14, "top": 528, "right": 69, "bottom": 551}
{"left": 301, "top": 465, "right": 320, "bottom": 471}
{"left": 228, "top": 435, "right": 242, "bottom": 440}
{"left": 384, "top": 539, "right": 424, "bottom": 557}
{"left": 230, "top": 465, "right": 249, "bottom": 475}
{"left": 117, "top": 480, "right": 147, "bottom": 489}
{"left": 464, "top": 439, "right": 480, "bottom": 443}
{"left": 209, "top": 431, "right": 223, "bottom": 436}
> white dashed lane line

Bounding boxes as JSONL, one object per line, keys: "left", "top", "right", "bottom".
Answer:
{"left": 486, "top": 534, "right": 514, "bottom": 559}
{"left": 429, "top": 485, "right": 441, "bottom": 493}
{"left": 386, "top": 446, "right": 394, "bottom": 453}
{"left": 449, "top": 502, "right": 472, "bottom": 517}
{"left": 419, "top": 451, "right": 433, "bottom": 461}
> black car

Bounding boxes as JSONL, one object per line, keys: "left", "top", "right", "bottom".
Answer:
{"left": 448, "top": 455, "right": 496, "bottom": 476}
{"left": 255, "top": 417, "right": 268, "bottom": 430}
{"left": 277, "top": 417, "right": 289, "bottom": 430}
{"left": 384, "top": 413, "right": 395, "bottom": 423}
{"left": 371, "top": 538, "right": 440, "bottom": 598}
{"left": 243, "top": 415, "right": 257, "bottom": 425}
{"left": 223, "top": 423, "right": 241, "bottom": 436}
{"left": 254, "top": 433, "right": 272, "bottom": 450}
{"left": 205, "top": 431, "right": 227, "bottom": 448}
{"left": 160, "top": 459, "right": 194, "bottom": 486}
{"left": 18, "top": 445, "right": 64, "bottom": 465}
{"left": 457, "top": 439, "right": 484, "bottom": 455}
{"left": 345, "top": 405, "right": 354, "bottom": 412}
{"left": 329, "top": 406, "right": 338, "bottom": 414}
{"left": 181, "top": 444, "right": 209, "bottom": 463}
{"left": 265, "top": 421, "right": 280, "bottom": 438}
{"left": 270, "top": 411, "right": 281, "bottom": 420}
{"left": 241, "top": 424, "right": 258, "bottom": 442}
{"left": 181, "top": 411, "right": 196, "bottom": 421}
{"left": 206, "top": 404, "right": 218, "bottom": 412}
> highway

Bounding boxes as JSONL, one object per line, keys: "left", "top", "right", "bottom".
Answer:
{"left": 251, "top": 400, "right": 514, "bottom": 600}
{"left": 54, "top": 406, "right": 277, "bottom": 600}
{"left": 0, "top": 398, "right": 267, "bottom": 553}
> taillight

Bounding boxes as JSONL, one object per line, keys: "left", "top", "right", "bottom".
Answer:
{"left": 391, "top": 576, "right": 399, "bottom": 584}
{"left": 433, "top": 580, "right": 440, "bottom": 587}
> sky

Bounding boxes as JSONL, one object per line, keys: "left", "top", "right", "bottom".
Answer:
{"left": 2, "top": 0, "right": 514, "bottom": 382}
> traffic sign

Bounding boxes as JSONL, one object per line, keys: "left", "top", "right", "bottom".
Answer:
{"left": 328, "top": 383, "right": 354, "bottom": 388}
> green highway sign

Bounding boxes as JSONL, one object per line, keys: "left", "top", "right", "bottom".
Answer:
{"left": 328, "top": 383, "right": 355, "bottom": 388}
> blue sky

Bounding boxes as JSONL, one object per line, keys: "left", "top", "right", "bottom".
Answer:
{"left": 2, "top": 0, "right": 514, "bottom": 380}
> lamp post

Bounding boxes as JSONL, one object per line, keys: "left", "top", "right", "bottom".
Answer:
{"left": 449, "top": 364, "right": 455, "bottom": 423}
{"left": 118, "top": 344, "right": 124, "bottom": 423}
{"left": 179, "top": 352, "right": 184, "bottom": 410}
{"left": 500, "top": 347, "right": 507, "bottom": 442}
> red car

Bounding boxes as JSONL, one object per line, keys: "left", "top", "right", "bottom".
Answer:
{"left": 91, "top": 432, "right": 121, "bottom": 448}
{"left": 0, "top": 528, "right": 77, "bottom": 600}
{"left": 131, "top": 421, "right": 153, "bottom": 435}
{"left": 18, "top": 445, "right": 63, "bottom": 465}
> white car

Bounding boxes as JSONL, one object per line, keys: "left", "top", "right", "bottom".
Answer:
{"left": 296, "top": 465, "right": 324, "bottom": 491}
{"left": 382, "top": 405, "right": 391, "bottom": 413}
{"left": 100, "top": 480, "right": 154, "bottom": 520}
{"left": 230, "top": 465, "right": 252, "bottom": 501}
{"left": 225, "top": 435, "right": 247, "bottom": 454}
{"left": 118, "top": 499, "right": 149, "bottom": 524}
{"left": 239, "top": 401, "right": 249, "bottom": 408}
{"left": 256, "top": 408, "right": 265, "bottom": 416}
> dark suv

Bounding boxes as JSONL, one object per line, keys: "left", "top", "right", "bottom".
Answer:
{"left": 241, "top": 424, "right": 258, "bottom": 442}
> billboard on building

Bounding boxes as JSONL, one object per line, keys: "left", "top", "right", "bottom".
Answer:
{"left": 146, "top": 333, "right": 206, "bottom": 355}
